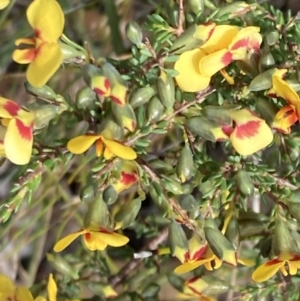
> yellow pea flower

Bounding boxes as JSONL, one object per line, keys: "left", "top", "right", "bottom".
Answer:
{"left": 53, "top": 226, "right": 129, "bottom": 252}
{"left": 252, "top": 251, "right": 300, "bottom": 283}
{"left": 175, "top": 23, "right": 262, "bottom": 92}
{"left": 0, "top": 97, "right": 35, "bottom": 165}
{"left": 0, "top": 0, "right": 9, "bottom": 9}
{"left": 0, "top": 274, "right": 34, "bottom": 301}
{"left": 12, "top": 0, "right": 65, "bottom": 87}
{"left": 35, "top": 274, "right": 81, "bottom": 301}
{"left": 67, "top": 134, "right": 137, "bottom": 160}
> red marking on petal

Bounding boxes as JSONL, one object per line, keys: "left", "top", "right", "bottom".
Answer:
{"left": 222, "top": 52, "right": 233, "bottom": 65}
{"left": 35, "top": 29, "right": 42, "bottom": 39}
{"left": 187, "top": 276, "right": 199, "bottom": 284}
{"left": 184, "top": 251, "right": 190, "bottom": 262}
{"left": 203, "top": 22, "right": 215, "bottom": 40}
{"left": 4, "top": 101, "right": 20, "bottom": 116}
{"left": 234, "top": 120, "right": 260, "bottom": 139}
{"left": 192, "top": 245, "right": 207, "bottom": 261}
{"left": 222, "top": 125, "right": 234, "bottom": 137}
{"left": 104, "top": 78, "right": 111, "bottom": 91}
{"left": 16, "top": 119, "right": 33, "bottom": 141}
{"left": 231, "top": 38, "right": 248, "bottom": 50}
{"left": 266, "top": 258, "right": 281, "bottom": 266}
{"left": 94, "top": 88, "right": 106, "bottom": 96}
{"left": 110, "top": 96, "right": 123, "bottom": 105}
{"left": 292, "top": 254, "right": 300, "bottom": 261}
{"left": 85, "top": 232, "right": 91, "bottom": 241}
{"left": 99, "top": 227, "right": 112, "bottom": 234}
{"left": 120, "top": 171, "right": 138, "bottom": 186}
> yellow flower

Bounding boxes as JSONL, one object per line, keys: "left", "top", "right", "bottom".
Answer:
{"left": 113, "top": 160, "right": 139, "bottom": 193}
{"left": 177, "top": 277, "right": 217, "bottom": 301}
{"left": 67, "top": 134, "right": 137, "bottom": 160}
{"left": 0, "top": 0, "right": 9, "bottom": 9}
{"left": 0, "top": 274, "right": 34, "bottom": 301}
{"left": 212, "top": 109, "right": 273, "bottom": 156}
{"left": 35, "top": 274, "right": 80, "bottom": 301}
{"left": 0, "top": 97, "right": 35, "bottom": 165}
{"left": 53, "top": 226, "right": 129, "bottom": 252}
{"left": 252, "top": 251, "right": 300, "bottom": 283}
{"left": 12, "top": 0, "right": 65, "bottom": 87}
{"left": 175, "top": 23, "right": 262, "bottom": 92}
{"left": 271, "top": 73, "right": 300, "bottom": 133}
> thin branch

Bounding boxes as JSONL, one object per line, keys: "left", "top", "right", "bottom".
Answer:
{"left": 177, "top": 0, "right": 184, "bottom": 36}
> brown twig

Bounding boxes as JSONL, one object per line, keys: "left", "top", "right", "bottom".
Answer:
{"left": 109, "top": 227, "right": 169, "bottom": 287}
{"left": 267, "top": 174, "right": 298, "bottom": 190}
{"left": 177, "top": 0, "right": 184, "bottom": 36}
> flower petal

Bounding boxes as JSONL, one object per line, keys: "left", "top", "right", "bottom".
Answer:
{"left": 84, "top": 232, "right": 107, "bottom": 251}
{"left": 174, "top": 258, "right": 211, "bottom": 274}
{"left": 92, "top": 76, "right": 111, "bottom": 97}
{"left": 273, "top": 106, "right": 298, "bottom": 134}
{"left": 53, "top": 230, "right": 85, "bottom": 252}
{"left": 186, "top": 277, "right": 209, "bottom": 295}
{"left": 272, "top": 75, "right": 300, "bottom": 107}
{"left": 199, "top": 50, "right": 233, "bottom": 77}
{"left": 15, "top": 38, "right": 35, "bottom": 46}
{"left": 67, "top": 135, "right": 100, "bottom": 154}
{"left": 0, "top": 274, "right": 15, "bottom": 298}
{"left": 26, "top": 43, "right": 62, "bottom": 87}
{"left": 229, "top": 109, "right": 273, "bottom": 156}
{"left": 15, "top": 286, "right": 34, "bottom": 301}
{"left": 252, "top": 259, "right": 283, "bottom": 282}
{"left": 47, "top": 274, "right": 57, "bottom": 301}
{"left": 12, "top": 49, "right": 36, "bottom": 64}
{"left": 174, "top": 48, "right": 210, "bottom": 92}
{"left": 27, "top": 0, "right": 64, "bottom": 42}
{"left": 110, "top": 83, "right": 127, "bottom": 106}
{"left": 4, "top": 118, "right": 33, "bottom": 165}
{"left": 0, "top": 0, "right": 9, "bottom": 9}
{"left": 95, "top": 230, "right": 129, "bottom": 247}
{"left": 102, "top": 137, "right": 137, "bottom": 160}
{"left": 200, "top": 25, "right": 239, "bottom": 54}
{"left": 194, "top": 22, "right": 216, "bottom": 43}
{"left": 229, "top": 27, "right": 262, "bottom": 60}
{"left": 0, "top": 97, "right": 20, "bottom": 118}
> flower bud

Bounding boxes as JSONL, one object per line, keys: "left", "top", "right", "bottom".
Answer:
{"left": 81, "top": 185, "right": 96, "bottom": 203}
{"left": 248, "top": 68, "right": 275, "bottom": 91}
{"left": 111, "top": 102, "right": 137, "bottom": 132}
{"left": 147, "top": 96, "right": 165, "bottom": 123}
{"left": 59, "top": 41, "right": 86, "bottom": 61}
{"left": 84, "top": 195, "right": 110, "bottom": 228}
{"left": 170, "top": 24, "right": 204, "bottom": 54}
{"left": 188, "top": 0, "right": 204, "bottom": 15}
{"left": 186, "top": 116, "right": 227, "bottom": 141}
{"left": 26, "top": 103, "right": 66, "bottom": 130}
{"left": 259, "top": 52, "right": 275, "bottom": 72}
{"left": 273, "top": 217, "right": 298, "bottom": 256}
{"left": 156, "top": 70, "right": 175, "bottom": 111}
{"left": 169, "top": 220, "right": 189, "bottom": 262}
{"left": 266, "top": 31, "right": 279, "bottom": 46}
{"left": 47, "top": 253, "right": 79, "bottom": 279}
{"left": 114, "top": 198, "right": 142, "bottom": 229}
{"left": 204, "top": 226, "right": 237, "bottom": 266}
{"left": 126, "top": 21, "right": 143, "bottom": 46}
{"left": 161, "top": 175, "right": 183, "bottom": 195}
{"left": 129, "top": 86, "right": 156, "bottom": 108}
{"left": 202, "top": 105, "right": 235, "bottom": 126}
{"left": 24, "top": 82, "right": 57, "bottom": 100}
{"left": 235, "top": 170, "right": 254, "bottom": 196}
{"left": 76, "top": 86, "right": 97, "bottom": 110}
{"left": 82, "top": 64, "right": 111, "bottom": 97}
{"left": 101, "top": 62, "right": 127, "bottom": 106}
{"left": 99, "top": 118, "right": 123, "bottom": 140}
{"left": 103, "top": 185, "right": 118, "bottom": 205}
{"left": 176, "top": 144, "right": 194, "bottom": 183}
{"left": 149, "top": 183, "right": 170, "bottom": 213}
